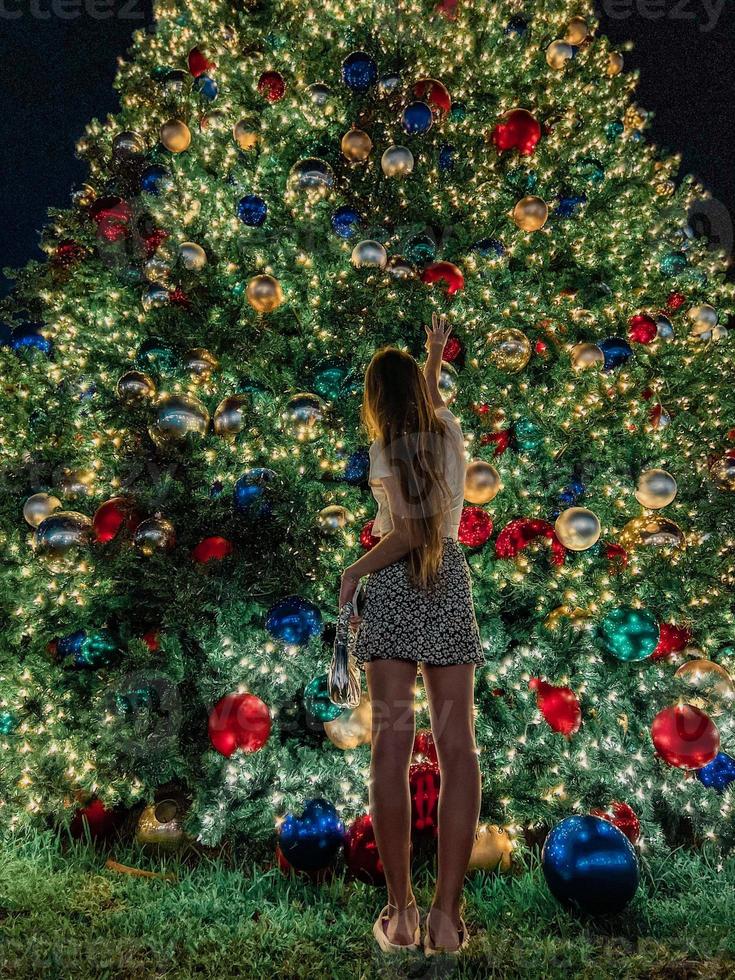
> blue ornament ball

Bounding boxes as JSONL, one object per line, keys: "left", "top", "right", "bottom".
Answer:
{"left": 278, "top": 798, "right": 345, "bottom": 871}
{"left": 345, "top": 449, "right": 370, "bottom": 485}
{"left": 331, "top": 206, "right": 361, "bottom": 239}
{"left": 234, "top": 467, "right": 276, "bottom": 515}
{"left": 140, "top": 164, "right": 173, "bottom": 196}
{"left": 237, "top": 195, "right": 268, "bottom": 227}
{"left": 438, "top": 145, "right": 455, "bottom": 171}
{"left": 473, "top": 238, "right": 506, "bottom": 258}
{"left": 542, "top": 815, "right": 639, "bottom": 915}
{"left": 10, "top": 326, "right": 52, "bottom": 355}
{"left": 341, "top": 51, "right": 377, "bottom": 92}
{"left": 556, "top": 194, "right": 587, "bottom": 218}
{"left": 57, "top": 629, "right": 87, "bottom": 659}
{"left": 697, "top": 752, "right": 735, "bottom": 793}
{"left": 193, "top": 74, "right": 219, "bottom": 101}
{"left": 598, "top": 336, "right": 633, "bottom": 371}
{"left": 266, "top": 595, "right": 322, "bottom": 645}
{"left": 401, "top": 101, "right": 433, "bottom": 135}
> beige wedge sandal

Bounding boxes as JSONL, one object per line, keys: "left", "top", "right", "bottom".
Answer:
{"left": 423, "top": 908, "right": 470, "bottom": 957}
{"left": 372, "top": 898, "right": 421, "bottom": 953}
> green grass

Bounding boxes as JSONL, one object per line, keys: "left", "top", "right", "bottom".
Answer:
{"left": 1, "top": 832, "right": 734, "bottom": 979}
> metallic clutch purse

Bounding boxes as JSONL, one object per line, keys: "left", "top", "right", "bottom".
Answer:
{"left": 329, "top": 583, "right": 363, "bottom": 709}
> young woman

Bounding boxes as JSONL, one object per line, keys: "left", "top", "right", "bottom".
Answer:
{"left": 339, "top": 314, "right": 484, "bottom": 955}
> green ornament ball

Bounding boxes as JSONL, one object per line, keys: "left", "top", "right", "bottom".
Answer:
{"left": 78, "top": 630, "right": 119, "bottom": 669}
{"left": 405, "top": 234, "right": 438, "bottom": 266}
{"left": 597, "top": 607, "right": 659, "bottom": 662}
{"left": 136, "top": 338, "right": 176, "bottom": 374}
{"left": 450, "top": 102, "right": 467, "bottom": 122}
{"left": 574, "top": 157, "right": 605, "bottom": 184}
{"left": 304, "top": 674, "right": 344, "bottom": 723}
{"left": 514, "top": 418, "right": 542, "bottom": 451}
{"left": 605, "top": 121, "right": 624, "bottom": 141}
{"left": 312, "top": 361, "right": 348, "bottom": 401}
{"left": 0, "top": 711, "right": 17, "bottom": 736}
{"left": 660, "top": 251, "right": 688, "bottom": 276}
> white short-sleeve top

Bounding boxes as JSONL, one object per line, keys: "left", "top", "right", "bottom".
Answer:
{"left": 368, "top": 406, "right": 466, "bottom": 540}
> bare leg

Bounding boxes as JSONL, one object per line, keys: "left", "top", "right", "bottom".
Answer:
{"left": 365, "top": 659, "right": 419, "bottom": 945}
{"left": 421, "top": 663, "right": 480, "bottom": 951}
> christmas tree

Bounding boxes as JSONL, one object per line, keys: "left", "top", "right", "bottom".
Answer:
{"left": 2, "top": 0, "right": 734, "bottom": 863}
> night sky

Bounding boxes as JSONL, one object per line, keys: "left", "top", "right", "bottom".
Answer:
{"left": 1, "top": 3, "right": 733, "bottom": 295}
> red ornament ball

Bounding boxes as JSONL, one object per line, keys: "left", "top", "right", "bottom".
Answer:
{"left": 491, "top": 108, "right": 542, "bottom": 156}
{"left": 605, "top": 542, "right": 629, "bottom": 571}
{"left": 666, "top": 291, "right": 686, "bottom": 311}
{"left": 420, "top": 261, "right": 465, "bottom": 296}
{"left": 53, "top": 239, "right": 86, "bottom": 269}
{"left": 344, "top": 814, "right": 385, "bottom": 884}
{"left": 529, "top": 678, "right": 581, "bottom": 737}
{"left": 458, "top": 506, "right": 493, "bottom": 548}
{"left": 258, "top": 70, "right": 286, "bottom": 102}
{"left": 409, "top": 761, "right": 440, "bottom": 836}
{"left": 191, "top": 536, "right": 234, "bottom": 563}
{"left": 208, "top": 693, "right": 271, "bottom": 756}
{"left": 143, "top": 227, "right": 169, "bottom": 258}
{"left": 413, "top": 77, "right": 451, "bottom": 115}
{"left": 495, "top": 517, "right": 565, "bottom": 566}
{"left": 651, "top": 704, "right": 719, "bottom": 770}
{"left": 442, "top": 335, "right": 462, "bottom": 363}
{"left": 628, "top": 313, "right": 657, "bottom": 345}
{"left": 413, "top": 729, "right": 438, "bottom": 764}
{"left": 188, "top": 46, "right": 215, "bottom": 77}
{"left": 89, "top": 196, "right": 132, "bottom": 242}
{"left": 359, "top": 520, "right": 380, "bottom": 551}
{"left": 651, "top": 622, "right": 692, "bottom": 661}
{"left": 142, "top": 628, "right": 160, "bottom": 652}
{"left": 590, "top": 802, "right": 641, "bottom": 845}
{"left": 70, "top": 798, "right": 119, "bottom": 840}
{"left": 93, "top": 497, "right": 141, "bottom": 543}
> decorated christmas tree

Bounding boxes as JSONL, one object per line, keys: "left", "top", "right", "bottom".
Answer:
{"left": 2, "top": 0, "right": 734, "bottom": 868}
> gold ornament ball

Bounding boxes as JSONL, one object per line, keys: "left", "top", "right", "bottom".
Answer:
{"left": 136, "top": 798, "right": 188, "bottom": 851}
{"left": 318, "top": 505, "right": 352, "bottom": 532}
{"left": 710, "top": 453, "right": 735, "bottom": 491}
{"left": 341, "top": 128, "right": 373, "bottom": 162}
{"left": 213, "top": 395, "right": 248, "bottom": 438}
{"left": 635, "top": 469, "right": 677, "bottom": 509}
{"left": 247, "top": 274, "right": 284, "bottom": 313}
{"left": 688, "top": 303, "right": 719, "bottom": 340}
{"left": 143, "top": 255, "right": 172, "bottom": 283}
{"left": 555, "top": 507, "right": 601, "bottom": 551}
{"left": 675, "top": 659, "right": 734, "bottom": 703}
{"left": 487, "top": 328, "right": 532, "bottom": 373}
{"left": 23, "top": 492, "right": 62, "bottom": 528}
{"left": 381, "top": 145, "right": 414, "bottom": 177}
{"left": 282, "top": 393, "right": 325, "bottom": 442}
{"left": 150, "top": 393, "right": 210, "bottom": 446}
{"left": 464, "top": 460, "right": 501, "bottom": 504}
{"left": 386, "top": 256, "right": 416, "bottom": 280}
{"left": 606, "top": 52, "right": 624, "bottom": 76}
{"left": 351, "top": 240, "right": 387, "bottom": 270}
{"left": 233, "top": 119, "right": 258, "bottom": 151}
{"left": 570, "top": 342, "right": 604, "bottom": 371}
{"left": 60, "top": 467, "right": 95, "bottom": 498}
{"left": 546, "top": 40, "right": 575, "bottom": 69}
{"left": 117, "top": 370, "right": 156, "bottom": 404}
{"left": 35, "top": 511, "right": 93, "bottom": 559}
{"left": 183, "top": 348, "right": 220, "bottom": 383}
{"left": 134, "top": 516, "right": 176, "bottom": 556}
{"left": 324, "top": 695, "right": 372, "bottom": 749}
{"left": 178, "top": 242, "right": 207, "bottom": 271}
{"left": 620, "top": 515, "right": 685, "bottom": 551}
{"left": 512, "top": 196, "right": 548, "bottom": 232}
{"left": 565, "top": 16, "right": 589, "bottom": 43}
{"left": 468, "top": 824, "right": 513, "bottom": 873}
{"left": 160, "top": 119, "right": 191, "bottom": 153}
{"left": 438, "top": 362, "right": 458, "bottom": 405}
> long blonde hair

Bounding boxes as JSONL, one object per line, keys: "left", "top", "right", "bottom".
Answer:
{"left": 362, "top": 347, "right": 450, "bottom": 589}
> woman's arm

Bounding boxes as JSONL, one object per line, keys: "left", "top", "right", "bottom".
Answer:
{"left": 423, "top": 313, "right": 452, "bottom": 409}
{"left": 339, "top": 473, "right": 425, "bottom": 607}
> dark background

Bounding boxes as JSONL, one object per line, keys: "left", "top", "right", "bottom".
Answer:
{"left": 1, "top": 2, "right": 733, "bottom": 294}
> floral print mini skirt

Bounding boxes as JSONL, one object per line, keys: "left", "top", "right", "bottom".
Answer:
{"left": 353, "top": 538, "right": 485, "bottom": 669}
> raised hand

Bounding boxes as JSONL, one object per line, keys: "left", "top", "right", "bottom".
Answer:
{"left": 425, "top": 312, "right": 452, "bottom": 350}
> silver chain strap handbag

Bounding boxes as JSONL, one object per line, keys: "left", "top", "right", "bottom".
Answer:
{"left": 328, "top": 583, "right": 363, "bottom": 709}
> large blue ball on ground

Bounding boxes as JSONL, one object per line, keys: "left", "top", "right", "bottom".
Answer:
{"left": 266, "top": 596, "right": 322, "bottom": 645}
{"left": 237, "top": 195, "right": 268, "bottom": 227}
{"left": 341, "top": 51, "right": 377, "bottom": 92}
{"left": 402, "top": 101, "right": 433, "bottom": 135}
{"left": 278, "top": 798, "right": 345, "bottom": 871}
{"left": 542, "top": 815, "right": 639, "bottom": 915}
{"left": 331, "top": 206, "right": 361, "bottom": 239}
